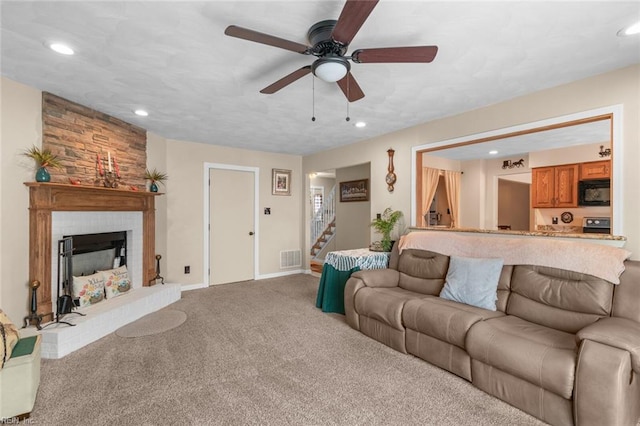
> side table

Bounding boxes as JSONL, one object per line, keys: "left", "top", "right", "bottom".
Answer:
{"left": 315, "top": 248, "right": 390, "bottom": 314}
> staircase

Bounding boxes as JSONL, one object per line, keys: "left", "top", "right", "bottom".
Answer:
{"left": 311, "top": 219, "right": 335, "bottom": 257}
{"left": 310, "top": 185, "right": 336, "bottom": 259}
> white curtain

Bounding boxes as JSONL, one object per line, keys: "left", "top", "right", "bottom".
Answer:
{"left": 422, "top": 167, "right": 440, "bottom": 226}
{"left": 444, "top": 170, "right": 462, "bottom": 228}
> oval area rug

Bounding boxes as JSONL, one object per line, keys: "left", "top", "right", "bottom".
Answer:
{"left": 116, "top": 309, "right": 187, "bottom": 338}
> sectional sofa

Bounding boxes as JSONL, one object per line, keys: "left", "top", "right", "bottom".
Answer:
{"left": 344, "top": 231, "right": 640, "bottom": 426}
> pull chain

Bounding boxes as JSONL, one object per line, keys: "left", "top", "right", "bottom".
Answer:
{"left": 345, "top": 75, "right": 350, "bottom": 122}
{"left": 311, "top": 76, "right": 316, "bottom": 122}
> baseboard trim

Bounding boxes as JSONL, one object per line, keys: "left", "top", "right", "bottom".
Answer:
{"left": 180, "top": 282, "right": 208, "bottom": 291}
{"left": 256, "top": 269, "right": 308, "bottom": 280}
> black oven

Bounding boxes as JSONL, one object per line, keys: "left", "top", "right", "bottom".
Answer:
{"left": 578, "top": 179, "right": 610, "bottom": 206}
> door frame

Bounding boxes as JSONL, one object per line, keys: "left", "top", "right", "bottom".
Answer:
{"left": 203, "top": 162, "right": 260, "bottom": 286}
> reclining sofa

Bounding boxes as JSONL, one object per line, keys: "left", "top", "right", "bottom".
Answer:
{"left": 344, "top": 231, "right": 640, "bottom": 426}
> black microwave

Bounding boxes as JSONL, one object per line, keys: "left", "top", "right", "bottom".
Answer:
{"left": 578, "top": 179, "right": 610, "bottom": 206}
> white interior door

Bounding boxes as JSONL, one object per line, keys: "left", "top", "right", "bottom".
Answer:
{"left": 209, "top": 168, "right": 255, "bottom": 285}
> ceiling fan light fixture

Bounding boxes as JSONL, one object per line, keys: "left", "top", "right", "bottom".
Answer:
{"left": 617, "top": 21, "right": 640, "bottom": 36}
{"left": 48, "top": 42, "right": 74, "bottom": 55}
{"left": 312, "top": 57, "right": 350, "bottom": 83}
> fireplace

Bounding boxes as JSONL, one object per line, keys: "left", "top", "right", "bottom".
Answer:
{"left": 26, "top": 182, "right": 159, "bottom": 316}
{"left": 26, "top": 183, "right": 181, "bottom": 359}
{"left": 51, "top": 212, "right": 143, "bottom": 309}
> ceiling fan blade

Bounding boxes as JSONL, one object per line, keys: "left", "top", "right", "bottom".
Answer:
{"left": 352, "top": 46, "right": 439, "bottom": 63}
{"left": 225, "top": 25, "right": 309, "bottom": 54}
{"left": 331, "top": 0, "right": 379, "bottom": 45}
{"left": 260, "top": 66, "right": 312, "bottom": 94}
{"left": 336, "top": 72, "right": 365, "bottom": 102}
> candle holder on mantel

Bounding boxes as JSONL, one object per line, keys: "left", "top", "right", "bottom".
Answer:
{"left": 94, "top": 151, "right": 122, "bottom": 188}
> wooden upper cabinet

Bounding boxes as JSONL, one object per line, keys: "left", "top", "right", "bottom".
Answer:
{"left": 580, "top": 160, "right": 611, "bottom": 180}
{"left": 532, "top": 164, "right": 579, "bottom": 208}
{"left": 554, "top": 164, "right": 579, "bottom": 207}
{"left": 531, "top": 167, "right": 555, "bottom": 208}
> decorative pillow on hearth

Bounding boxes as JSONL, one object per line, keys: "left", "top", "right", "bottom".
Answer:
{"left": 0, "top": 309, "right": 19, "bottom": 369}
{"left": 72, "top": 272, "right": 105, "bottom": 308}
{"left": 100, "top": 265, "right": 131, "bottom": 299}
{"left": 439, "top": 256, "right": 504, "bottom": 311}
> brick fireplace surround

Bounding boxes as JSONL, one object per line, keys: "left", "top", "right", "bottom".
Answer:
{"left": 26, "top": 182, "right": 161, "bottom": 315}
{"left": 26, "top": 182, "right": 182, "bottom": 358}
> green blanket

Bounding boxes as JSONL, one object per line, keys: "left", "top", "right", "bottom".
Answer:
{"left": 11, "top": 335, "right": 37, "bottom": 358}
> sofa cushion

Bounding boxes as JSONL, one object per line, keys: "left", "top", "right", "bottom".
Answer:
{"left": 396, "top": 250, "right": 449, "bottom": 295}
{"left": 467, "top": 315, "right": 577, "bottom": 399}
{"left": 439, "top": 256, "right": 504, "bottom": 310}
{"left": 507, "top": 265, "right": 613, "bottom": 333}
{"left": 354, "top": 287, "right": 428, "bottom": 331}
{"left": 403, "top": 297, "right": 504, "bottom": 349}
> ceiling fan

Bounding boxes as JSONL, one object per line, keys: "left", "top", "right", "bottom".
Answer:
{"left": 224, "top": 0, "right": 438, "bottom": 102}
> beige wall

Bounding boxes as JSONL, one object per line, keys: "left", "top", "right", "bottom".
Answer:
{"left": 158, "top": 138, "right": 302, "bottom": 285}
{"left": 303, "top": 64, "right": 640, "bottom": 260}
{"left": 335, "top": 163, "right": 371, "bottom": 250}
{"left": 1, "top": 78, "right": 43, "bottom": 323}
{"left": 529, "top": 142, "right": 611, "bottom": 168}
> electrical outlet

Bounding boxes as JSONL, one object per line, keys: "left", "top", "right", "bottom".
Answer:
{"left": 184, "top": 266, "right": 190, "bottom": 274}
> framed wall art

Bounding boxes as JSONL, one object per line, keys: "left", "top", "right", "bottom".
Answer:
{"left": 339, "top": 179, "right": 369, "bottom": 202}
{"left": 272, "top": 169, "right": 292, "bottom": 196}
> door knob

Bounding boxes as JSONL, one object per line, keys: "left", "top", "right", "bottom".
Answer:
{"left": 249, "top": 231, "right": 254, "bottom": 236}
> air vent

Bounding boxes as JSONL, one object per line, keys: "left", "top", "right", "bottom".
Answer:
{"left": 280, "top": 249, "right": 302, "bottom": 269}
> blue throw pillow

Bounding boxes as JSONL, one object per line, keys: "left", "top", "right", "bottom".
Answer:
{"left": 439, "top": 256, "right": 504, "bottom": 311}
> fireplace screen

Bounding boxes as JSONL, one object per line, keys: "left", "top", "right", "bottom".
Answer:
{"left": 58, "top": 231, "right": 127, "bottom": 311}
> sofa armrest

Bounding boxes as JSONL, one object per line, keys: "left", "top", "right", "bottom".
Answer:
{"left": 350, "top": 269, "right": 400, "bottom": 288}
{"left": 577, "top": 317, "right": 640, "bottom": 373}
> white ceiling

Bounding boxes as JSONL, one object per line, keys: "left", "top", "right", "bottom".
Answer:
{"left": 1, "top": 1, "right": 639, "bottom": 156}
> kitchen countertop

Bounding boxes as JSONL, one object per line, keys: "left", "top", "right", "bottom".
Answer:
{"left": 410, "top": 226, "right": 626, "bottom": 242}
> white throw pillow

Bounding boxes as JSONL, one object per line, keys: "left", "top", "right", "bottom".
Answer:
{"left": 100, "top": 265, "right": 131, "bottom": 299}
{"left": 439, "top": 256, "right": 504, "bottom": 311}
{"left": 72, "top": 272, "right": 105, "bottom": 307}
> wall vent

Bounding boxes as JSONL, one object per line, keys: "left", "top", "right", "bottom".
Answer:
{"left": 280, "top": 249, "right": 302, "bottom": 269}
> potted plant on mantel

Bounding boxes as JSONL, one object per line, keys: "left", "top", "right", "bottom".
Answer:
{"left": 370, "top": 207, "right": 403, "bottom": 252}
{"left": 144, "top": 168, "right": 168, "bottom": 192}
{"left": 22, "top": 145, "right": 63, "bottom": 182}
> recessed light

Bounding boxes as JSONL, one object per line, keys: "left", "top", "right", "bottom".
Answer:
{"left": 49, "top": 43, "right": 74, "bottom": 55}
{"left": 618, "top": 21, "right": 640, "bottom": 37}
{"left": 489, "top": 150, "right": 498, "bottom": 155}
{"left": 355, "top": 121, "right": 366, "bottom": 128}
{"left": 134, "top": 109, "right": 149, "bottom": 117}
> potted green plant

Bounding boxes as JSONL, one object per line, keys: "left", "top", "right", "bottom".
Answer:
{"left": 370, "top": 207, "right": 403, "bottom": 252}
{"left": 22, "top": 145, "right": 63, "bottom": 182}
{"left": 144, "top": 168, "right": 168, "bottom": 192}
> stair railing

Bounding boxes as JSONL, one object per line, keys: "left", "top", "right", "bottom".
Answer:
{"left": 311, "top": 185, "right": 336, "bottom": 249}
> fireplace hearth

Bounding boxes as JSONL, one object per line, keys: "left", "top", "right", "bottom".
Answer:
{"left": 25, "top": 182, "right": 180, "bottom": 359}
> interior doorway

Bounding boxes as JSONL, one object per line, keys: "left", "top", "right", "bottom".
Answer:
{"left": 206, "top": 164, "right": 259, "bottom": 285}
{"left": 497, "top": 175, "right": 531, "bottom": 231}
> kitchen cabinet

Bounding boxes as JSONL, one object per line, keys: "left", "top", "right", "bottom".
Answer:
{"left": 580, "top": 160, "right": 611, "bottom": 180}
{"left": 532, "top": 164, "right": 579, "bottom": 208}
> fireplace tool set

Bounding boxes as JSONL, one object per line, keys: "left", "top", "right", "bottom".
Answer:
{"left": 50, "top": 237, "right": 85, "bottom": 327}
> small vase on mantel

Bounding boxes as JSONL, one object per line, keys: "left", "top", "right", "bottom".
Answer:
{"left": 35, "top": 167, "right": 51, "bottom": 182}
{"left": 150, "top": 181, "right": 159, "bottom": 193}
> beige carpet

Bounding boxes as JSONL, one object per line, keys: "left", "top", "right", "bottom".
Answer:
{"left": 115, "top": 309, "right": 187, "bottom": 338}
{"left": 32, "top": 274, "right": 548, "bottom": 425}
